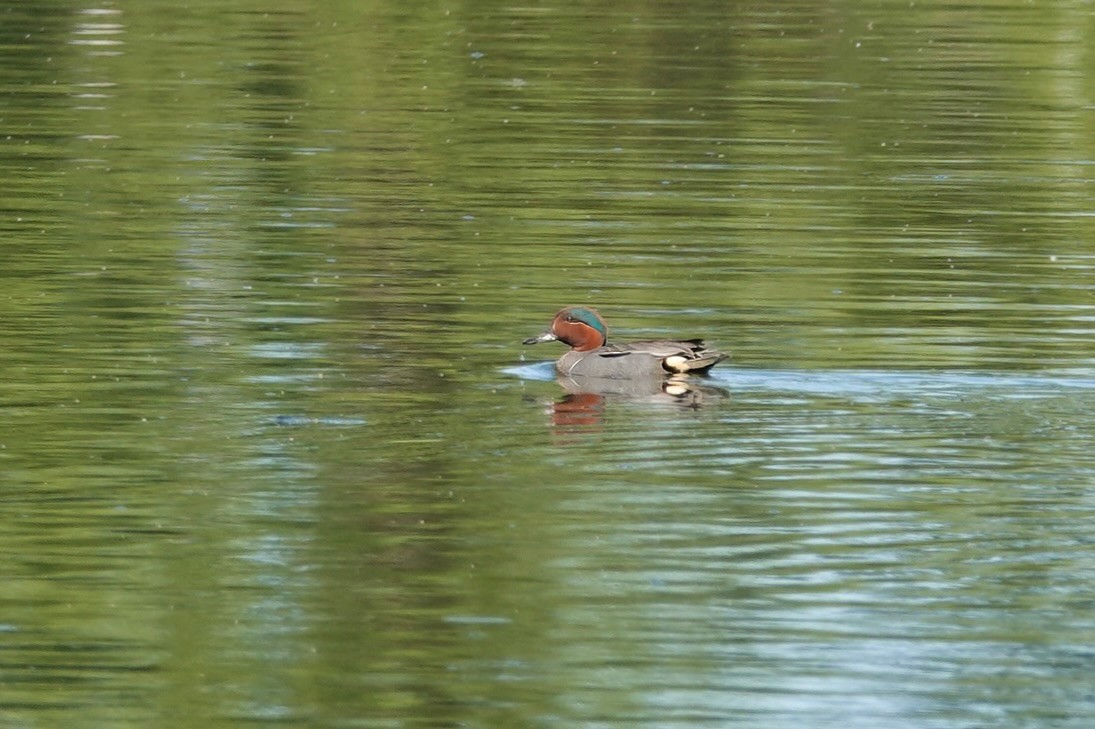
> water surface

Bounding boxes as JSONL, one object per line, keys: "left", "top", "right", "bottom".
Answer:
{"left": 1, "top": 1, "right": 1093, "bottom": 727}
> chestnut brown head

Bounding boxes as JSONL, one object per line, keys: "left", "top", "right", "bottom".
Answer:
{"left": 523, "top": 307, "right": 608, "bottom": 352}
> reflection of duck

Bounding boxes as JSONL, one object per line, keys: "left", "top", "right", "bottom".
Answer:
{"left": 545, "top": 374, "right": 728, "bottom": 429}
{"left": 523, "top": 307, "right": 728, "bottom": 378}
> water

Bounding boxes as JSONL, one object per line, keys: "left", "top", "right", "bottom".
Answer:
{"left": 2, "top": 0, "right": 1094, "bottom": 727}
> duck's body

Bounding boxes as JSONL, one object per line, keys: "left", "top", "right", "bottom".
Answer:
{"left": 523, "top": 307, "right": 728, "bottom": 379}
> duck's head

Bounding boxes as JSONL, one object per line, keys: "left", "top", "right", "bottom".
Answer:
{"left": 523, "top": 307, "right": 608, "bottom": 352}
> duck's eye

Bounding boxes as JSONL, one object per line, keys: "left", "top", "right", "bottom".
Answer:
{"left": 564, "top": 315, "right": 578, "bottom": 323}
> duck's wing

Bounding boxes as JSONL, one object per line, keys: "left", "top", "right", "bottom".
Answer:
{"left": 598, "top": 340, "right": 729, "bottom": 374}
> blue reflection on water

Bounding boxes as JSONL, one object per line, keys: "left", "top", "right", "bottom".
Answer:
{"left": 507, "top": 362, "right": 1095, "bottom": 401}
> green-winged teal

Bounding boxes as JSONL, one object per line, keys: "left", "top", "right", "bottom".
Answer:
{"left": 523, "top": 306, "right": 728, "bottom": 378}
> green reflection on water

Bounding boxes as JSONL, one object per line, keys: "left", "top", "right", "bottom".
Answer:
{"left": 1, "top": 0, "right": 1093, "bottom": 727}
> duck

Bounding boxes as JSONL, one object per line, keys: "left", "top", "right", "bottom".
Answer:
{"left": 523, "top": 306, "right": 728, "bottom": 379}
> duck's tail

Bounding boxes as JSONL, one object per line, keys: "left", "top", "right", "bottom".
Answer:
{"left": 664, "top": 346, "right": 729, "bottom": 374}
